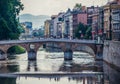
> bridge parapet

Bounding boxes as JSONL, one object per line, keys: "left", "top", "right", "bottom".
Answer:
{"left": 0, "top": 39, "right": 103, "bottom": 60}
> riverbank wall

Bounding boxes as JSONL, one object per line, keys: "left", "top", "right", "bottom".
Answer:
{"left": 103, "top": 41, "right": 120, "bottom": 69}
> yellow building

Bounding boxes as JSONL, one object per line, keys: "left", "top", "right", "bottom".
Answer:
{"left": 44, "top": 20, "right": 51, "bottom": 38}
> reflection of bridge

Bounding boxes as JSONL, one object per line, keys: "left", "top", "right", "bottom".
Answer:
{"left": 0, "top": 72, "right": 103, "bottom": 78}
{"left": 0, "top": 39, "right": 103, "bottom": 60}
{"left": 0, "top": 72, "right": 104, "bottom": 84}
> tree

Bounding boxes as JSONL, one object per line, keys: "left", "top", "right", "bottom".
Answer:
{"left": 0, "top": 17, "right": 11, "bottom": 40}
{"left": 0, "top": 0, "right": 24, "bottom": 40}
{"left": 84, "top": 26, "right": 92, "bottom": 39}
{"left": 73, "top": 3, "right": 82, "bottom": 11}
{"left": 75, "top": 23, "right": 92, "bottom": 39}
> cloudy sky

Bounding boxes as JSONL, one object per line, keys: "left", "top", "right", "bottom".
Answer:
{"left": 20, "top": 0, "right": 109, "bottom": 16}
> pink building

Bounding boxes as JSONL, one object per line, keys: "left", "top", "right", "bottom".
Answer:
{"left": 77, "top": 13, "right": 87, "bottom": 25}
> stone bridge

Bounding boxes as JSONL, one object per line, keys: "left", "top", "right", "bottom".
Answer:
{"left": 0, "top": 39, "right": 103, "bottom": 60}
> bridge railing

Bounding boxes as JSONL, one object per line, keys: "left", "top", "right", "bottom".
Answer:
{"left": 0, "top": 38, "right": 103, "bottom": 45}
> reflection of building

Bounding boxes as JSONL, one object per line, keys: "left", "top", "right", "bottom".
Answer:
{"left": 27, "top": 61, "right": 38, "bottom": 71}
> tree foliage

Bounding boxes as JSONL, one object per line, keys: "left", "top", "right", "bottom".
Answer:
{"left": 84, "top": 26, "right": 92, "bottom": 39}
{"left": 73, "top": 3, "right": 82, "bottom": 11}
{"left": 0, "top": 0, "right": 24, "bottom": 40}
{"left": 75, "top": 23, "right": 92, "bottom": 39}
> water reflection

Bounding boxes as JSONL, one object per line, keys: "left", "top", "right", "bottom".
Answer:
{"left": 0, "top": 61, "right": 19, "bottom": 73}
{"left": 0, "top": 77, "right": 16, "bottom": 84}
{"left": 0, "top": 74, "right": 104, "bottom": 84}
{"left": 0, "top": 50, "right": 120, "bottom": 84}
{"left": 27, "top": 61, "right": 38, "bottom": 72}
{"left": 59, "top": 60, "right": 102, "bottom": 72}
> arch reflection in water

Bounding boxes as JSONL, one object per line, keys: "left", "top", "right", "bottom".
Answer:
{"left": 59, "top": 60, "right": 101, "bottom": 72}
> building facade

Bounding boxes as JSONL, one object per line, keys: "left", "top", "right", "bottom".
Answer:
{"left": 44, "top": 20, "right": 51, "bottom": 38}
{"left": 64, "top": 9, "right": 73, "bottom": 39}
{"left": 77, "top": 13, "right": 87, "bottom": 25}
{"left": 53, "top": 13, "right": 64, "bottom": 38}
{"left": 91, "top": 13, "right": 99, "bottom": 40}
{"left": 111, "top": 3, "right": 120, "bottom": 40}
{"left": 98, "top": 7, "right": 104, "bottom": 41}
{"left": 87, "top": 6, "right": 99, "bottom": 27}
{"left": 20, "top": 22, "right": 33, "bottom": 39}
{"left": 87, "top": 6, "right": 100, "bottom": 40}
{"left": 50, "top": 15, "right": 57, "bottom": 38}
{"left": 103, "top": 0, "right": 120, "bottom": 40}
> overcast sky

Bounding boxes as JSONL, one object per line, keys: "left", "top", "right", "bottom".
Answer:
{"left": 20, "top": 0, "right": 109, "bottom": 16}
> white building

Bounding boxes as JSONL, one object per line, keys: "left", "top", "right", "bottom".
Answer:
{"left": 64, "top": 9, "right": 73, "bottom": 39}
{"left": 53, "top": 13, "right": 65, "bottom": 38}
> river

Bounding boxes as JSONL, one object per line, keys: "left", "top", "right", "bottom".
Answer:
{"left": 0, "top": 48, "right": 119, "bottom": 84}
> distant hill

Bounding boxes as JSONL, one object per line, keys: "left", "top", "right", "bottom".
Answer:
{"left": 19, "top": 14, "right": 50, "bottom": 29}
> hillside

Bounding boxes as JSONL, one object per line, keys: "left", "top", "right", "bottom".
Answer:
{"left": 19, "top": 14, "right": 50, "bottom": 29}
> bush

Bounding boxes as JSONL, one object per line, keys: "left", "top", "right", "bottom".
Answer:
{"left": 8, "top": 46, "right": 26, "bottom": 54}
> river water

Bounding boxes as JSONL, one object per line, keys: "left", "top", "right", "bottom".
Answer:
{"left": 0, "top": 49, "right": 119, "bottom": 84}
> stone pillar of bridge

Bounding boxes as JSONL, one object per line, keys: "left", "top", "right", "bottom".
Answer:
{"left": 64, "top": 49, "right": 73, "bottom": 60}
{"left": 27, "top": 44, "right": 37, "bottom": 60}
{"left": 28, "top": 50, "right": 37, "bottom": 60}
{"left": 95, "top": 44, "right": 103, "bottom": 61}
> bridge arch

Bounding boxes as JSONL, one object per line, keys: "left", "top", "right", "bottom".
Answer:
{"left": 0, "top": 49, "right": 6, "bottom": 60}
{"left": 0, "top": 49, "right": 5, "bottom": 55}
{"left": 0, "top": 49, "right": 5, "bottom": 54}
{"left": 72, "top": 44, "right": 96, "bottom": 57}
{"left": 74, "top": 50, "right": 95, "bottom": 57}
{"left": 52, "top": 42, "right": 96, "bottom": 56}
{"left": 45, "top": 42, "right": 96, "bottom": 60}
{"left": 7, "top": 45, "right": 26, "bottom": 55}
{"left": 0, "top": 39, "right": 103, "bottom": 60}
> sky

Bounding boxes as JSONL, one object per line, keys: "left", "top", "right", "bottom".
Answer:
{"left": 20, "top": 0, "right": 109, "bottom": 16}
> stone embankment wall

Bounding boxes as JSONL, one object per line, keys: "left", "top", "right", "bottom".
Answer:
{"left": 103, "top": 41, "right": 120, "bottom": 68}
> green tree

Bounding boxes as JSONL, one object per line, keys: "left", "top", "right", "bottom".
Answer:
{"left": 0, "top": 0, "right": 24, "bottom": 40}
{"left": 84, "top": 26, "right": 92, "bottom": 39}
{"left": 75, "top": 23, "right": 92, "bottom": 39}
{"left": 73, "top": 3, "right": 82, "bottom": 11}
{"left": 0, "top": 17, "right": 11, "bottom": 40}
